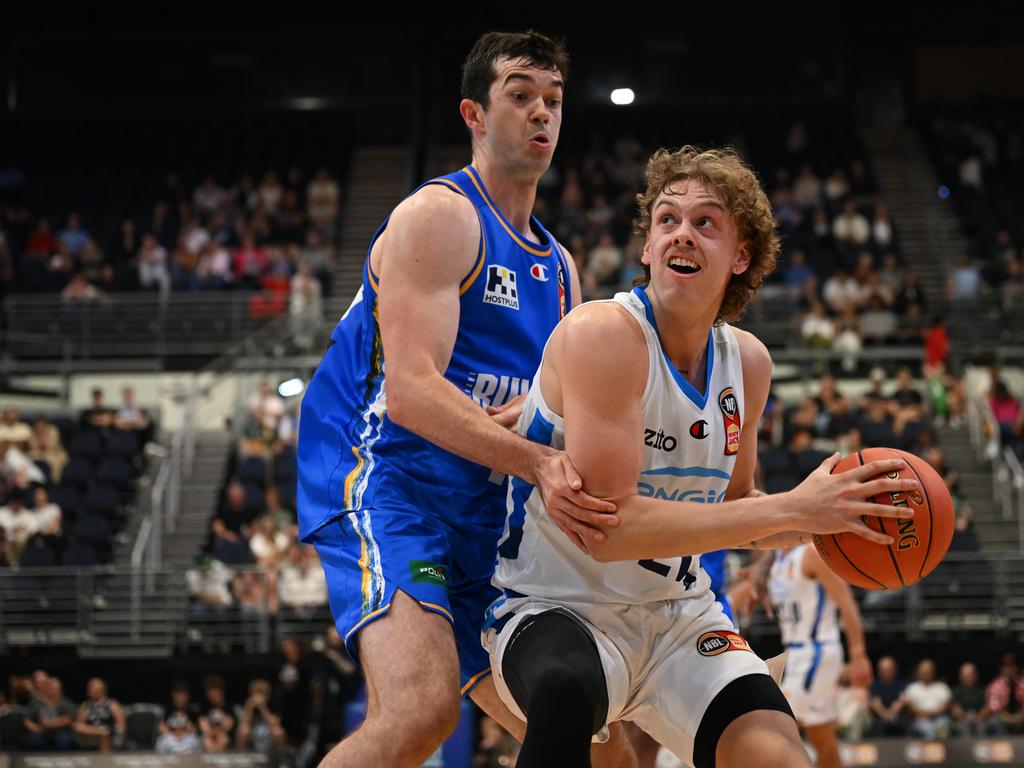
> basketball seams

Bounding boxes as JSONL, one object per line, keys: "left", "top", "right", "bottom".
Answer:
{"left": 901, "top": 457, "right": 935, "bottom": 580}
{"left": 829, "top": 532, "right": 887, "bottom": 589}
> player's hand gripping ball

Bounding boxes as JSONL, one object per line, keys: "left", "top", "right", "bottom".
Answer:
{"left": 813, "top": 447, "right": 954, "bottom": 590}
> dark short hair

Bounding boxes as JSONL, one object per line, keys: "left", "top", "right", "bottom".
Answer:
{"left": 461, "top": 30, "right": 569, "bottom": 109}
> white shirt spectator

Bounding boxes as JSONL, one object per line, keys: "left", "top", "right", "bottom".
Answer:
{"left": 307, "top": 171, "right": 340, "bottom": 230}
{"left": 0, "top": 413, "right": 32, "bottom": 446}
{"left": 801, "top": 309, "right": 835, "bottom": 346}
{"left": 0, "top": 444, "right": 45, "bottom": 485}
{"left": 34, "top": 502, "right": 62, "bottom": 535}
{"left": 824, "top": 172, "right": 850, "bottom": 202}
{"left": 793, "top": 169, "right": 822, "bottom": 208}
{"left": 197, "top": 245, "right": 233, "bottom": 282}
{"left": 249, "top": 386, "right": 285, "bottom": 432}
{"left": 186, "top": 559, "right": 234, "bottom": 606}
{"left": 823, "top": 274, "right": 863, "bottom": 314}
{"left": 905, "top": 680, "right": 952, "bottom": 717}
{"left": 183, "top": 224, "right": 211, "bottom": 256}
{"left": 873, "top": 217, "right": 893, "bottom": 248}
{"left": 156, "top": 731, "right": 202, "bottom": 754}
{"left": 959, "top": 156, "right": 983, "bottom": 188}
{"left": 833, "top": 209, "right": 871, "bottom": 245}
{"left": 279, "top": 564, "right": 328, "bottom": 608}
{"left": 0, "top": 504, "right": 38, "bottom": 543}
{"left": 250, "top": 530, "right": 290, "bottom": 563}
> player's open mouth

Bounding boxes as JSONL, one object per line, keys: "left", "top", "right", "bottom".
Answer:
{"left": 530, "top": 134, "right": 550, "bottom": 147}
{"left": 668, "top": 256, "right": 701, "bottom": 275}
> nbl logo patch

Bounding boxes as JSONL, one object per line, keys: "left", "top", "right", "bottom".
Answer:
{"left": 696, "top": 630, "right": 752, "bottom": 657}
{"left": 483, "top": 265, "right": 519, "bottom": 310}
{"left": 718, "top": 386, "right": 741, "bottom": 456}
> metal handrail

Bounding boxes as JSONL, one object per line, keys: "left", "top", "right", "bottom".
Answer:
{"left": 1004, "top": 446, "right": 1024, "bottom": 554}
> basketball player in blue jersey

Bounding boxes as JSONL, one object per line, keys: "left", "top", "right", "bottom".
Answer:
{"left": 297, "top": 31, "right": 632, "bottom": 768}
{"left": 482, "top": 146, "right": 920, "bottom": 768}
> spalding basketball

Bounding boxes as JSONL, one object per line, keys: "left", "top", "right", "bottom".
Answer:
{"left": 812, "top": 447, "right": 954, "bottom": 590}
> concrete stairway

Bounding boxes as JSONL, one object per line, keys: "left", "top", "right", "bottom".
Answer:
{"left": 81, "top": 431, "right": 233, "bottom": 657}
{"left": 322, "top": 147, "right": 411, "bottom": 323}
{"left": 934, "top": 422, "right": 1016, "bottom": 551}
{"left": 863, "top": 127, "right": 999, "bottom": 348}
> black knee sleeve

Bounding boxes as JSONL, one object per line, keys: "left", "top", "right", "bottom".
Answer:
{"left": 692, "top": 673, "right": 794, "bottom": 768}
{"left": 502, "top": 609, "right": 609, "bottom": 768}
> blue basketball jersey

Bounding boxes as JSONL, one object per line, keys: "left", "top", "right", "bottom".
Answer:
{"left": 298, "top": 166, "right": 573, "bottom": 544}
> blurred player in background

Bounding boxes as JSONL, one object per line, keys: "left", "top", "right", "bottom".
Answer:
{"left": 483, "top": 146, "right": 918, "bottom": 768}
{"left": 767, "top": 544, "right": 872, "bottom": 768}
{"left": 297, "top": 30, "right": 629, "bottom": 768}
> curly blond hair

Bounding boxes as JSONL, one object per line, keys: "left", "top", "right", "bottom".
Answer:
{"left": 633, "top": 145, "right": 779, "bottom": 324}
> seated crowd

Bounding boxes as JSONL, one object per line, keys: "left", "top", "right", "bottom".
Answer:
{"left": 188, "top": 379, "right": 326, "bottom": 639}
{"left": 0, "top": 387, "right": 152, "bottom": 569}
{"left": 0, "top": 167, "right": 341, "bottom": 315}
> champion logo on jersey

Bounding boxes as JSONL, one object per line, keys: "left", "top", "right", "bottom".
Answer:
{"left": 689, "top": 420, "right": 709, "bottom": 439}
{"left": 718, "top": 386, "right": 741, "bottom": 455}
{"left": 530, "top": 264, "right": 549, "bottom": 282}
{"left": 483, "top": 265, "right": 519, "bottom": 310}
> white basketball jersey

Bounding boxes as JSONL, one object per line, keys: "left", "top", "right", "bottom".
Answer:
{"left": 767, "top": 545, "right": 840, "bottom": 646}
{"left": 492, "top": 286, "right": 746, "bottom": 605}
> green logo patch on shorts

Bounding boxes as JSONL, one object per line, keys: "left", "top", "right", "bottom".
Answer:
{"left": 410, "top": 560, "right": 448, "bottom": 587}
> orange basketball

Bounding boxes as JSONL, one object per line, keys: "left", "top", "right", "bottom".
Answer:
{"left": 812, "top": 447, "right": 954, "bottom": 590}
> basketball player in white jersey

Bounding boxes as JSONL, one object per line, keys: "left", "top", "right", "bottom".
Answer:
{"left": 481, "top": 146, "right": 918, "bottom": 768}
{"left": 766, "top": 544, "right": 871, "bottom": 768}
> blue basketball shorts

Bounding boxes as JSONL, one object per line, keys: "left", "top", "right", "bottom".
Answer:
{"left": 308, "top": 505, "right": 500, "bottom": 695}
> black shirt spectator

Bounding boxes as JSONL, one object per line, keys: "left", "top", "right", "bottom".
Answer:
{"left": 869, "top": 656, "right": 907, "bottom": 736}
{"left": 80, "top": 388, "right": 115, "bottom": 432}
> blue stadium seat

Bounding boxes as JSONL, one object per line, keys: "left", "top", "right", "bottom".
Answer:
{"left": 274, "top": 446, "right": 297, "bottom": 484}
{"left": 74, "top": 512, "right": 112, "bottom": 546}
{"left": 97, "top": 457, "right": 135, "bottom": 491}
{"left": 0, "top": 706, "right": 28, "bottom": 750}
{"left": 60, "top": 541, "right": 98, "bottom": 567}
{"left": 60, "top": 456, "right": 94, "bottom": 490}
{"left": 84, "top": 485, "right": 120, "bottom": 517}
{"left": 107, "top": 429, "right": 140, "bottom": 459}
{"left": 19, "top": 536, "right": 57, "bottom": 567}
{"left": 243, "top": 484, "right": 267, "bottom": 516}
{"left": 49, "top": 484, "right": 81, "bottom": 515}
{"left": 68, "top": 431, "right": 102, "bottom": 462}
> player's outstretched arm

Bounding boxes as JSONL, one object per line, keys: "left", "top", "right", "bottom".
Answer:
{"left": 376, "top": 186, "right": 616, "bottom": 547}
{"left": 803, "top": 544, "right": 873, "bottom": 687}
{"left": 550, "top": 305, "right": 922, "bottom": 562}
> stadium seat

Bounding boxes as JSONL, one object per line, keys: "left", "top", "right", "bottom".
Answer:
{"left": 274, "top": 445, "right": 297, "bottom": 484}
{"left": 243, "top": 483, "right": 267, "bottom": 516}
{"left": 122, "top": 704, "right": 164, "bottom": 750}
{"left": 74, "top": 512, "right": 112, "bottom": 547}
{"left": 97, "top": 457, "right": 136, "bottom": 492}
{"left": 49, "top": 484, "right": 81, "bottom": 515}
{"left": 237, "top": 456, "right": 268, "bottom": 488}
{"left": 758, "top": 446, "right": 792, "bottom": 475}
{"left": 19, "top": 536, "right": 57, "bottom": 567}
{"left": 84, "top": 485, "right": 120, "bottom": 517}
{"left": 68, "top": 431, "right": 103, "bottom": 462}
{"left": 60, "top": 456, "right": 95, "bottom": 490}
{"left": 793, "top": 449, "right": 831, "bottom": 481}
{"left": 107, "top": 428, "right": 140, "bottom": 459}
{"left": 60, "top": 541, "right": 98, "bottom": 567}
{"left": 0, "top": 706, "right": 28, "bottom": 749}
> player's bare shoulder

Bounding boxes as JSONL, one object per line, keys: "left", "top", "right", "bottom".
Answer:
{"left": 728, "top": 326, "right": 773, "bottom": 387}
{"left": 371, "top": 183, "right": 479, "bottom": 282}
{"left": 550, "top": 300, "right": 646, "bottom": 366}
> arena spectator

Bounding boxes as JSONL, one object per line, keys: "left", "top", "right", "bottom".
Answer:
{"left": 32, "top": 487, "right": 63, "bottom": 538}
{"left": 952, "top": 662, "right": 988, "bottom": 737}
{"left": 258, "top": 172, "right": 284, "bottom": 215}
{"left": 210, "top": 483, "right": 253, "bottom": 565}
{"left": 58, "top": 212, "right": 90, "bottom": 257}
{"left": 28, "top": 418, "right": 68, "bottom": 479}
{"left": 137, "top": 233, "right": 171, "bottom": 294}
{"left": 989, "top": 380, "right": 1022, "bottom": 451}
{"left": 23, "top": 676, "right": 76, "bottom": 751}
{"left": 836, "top": 670, "right": 872, "bottom": 742}
{"left": 196, "top": 242, "right": 233, "bottom": 289}
{"left": 156, "top": 711, "right": 202, "bottom": 754}
{"left": 869, "top": 656, "right": 907, "bottom": 736}
{"left": 0, "top": 491, "right": 38, "bottom": 563}
{"left": 80, "top": 388, "right": 115, "bottom": 432}
{"left": 198, "top": 674, "right": 236, "bottom": 753}
{"left": 61, "top": 272, "right": 104, "bottom": 302}
{"left": 0, "top": 409, "right": 32, "bottom": 448}
{"left": 924, "top": 317, "right": 950, "bottom": 371}
{"left": 289, "top": 261, "right": 322, "bottom": 350}
{"left": 832, "top": 199, "right": 870, "bottom": 246}
{"left": 904, "top": 659, "right": 952, "bottom": 739}
{"left": 823, "top": 268, "right": 861, "bottom": 314}
{"left": 115, "top": 385, "right": 152, "bottom": 439}
{"left": 248, "top": 379, "right": 285, "bottom": 440}
{"left": 984, "top": 653, "right": 1024, "bottom": 734}
{"left": 193, "top": 175, "right": 226, "bottom": 216}
{"left": 824, "top": 168, "right": 850, "bottom": 202}
{"left": 279, "top": 544, "right": 328, "bottom": 616}
{"left": 800, "top": 299, "right": 834, "bottom": 349}
{"left": 186, "top": 554, "right": 235, "bottom": 620}
{"left": 872, "top": 202, "right": 894, "bottom": 249}
{"left": 236, "top": 678, "right": 286, "bottom": 756}
{"left": 25, "top": 218, "right": 57, "bottom": 258}
{"left": 250, "top": 514, "right": 290, "bottom": 569}
{"left": 73, "top": 677, "right": 125, "bottom": 751}
{"left": 0, "top": 439, "right": 46, "bottom": 486}
{"left": 792, "top": 164, "right": 822, "bottom": 207}
{"left": 164, "top": 680, "right": 202, "bottom": 724}
{"left": 306, "top": 168, "right": 340, "bottom": 238}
